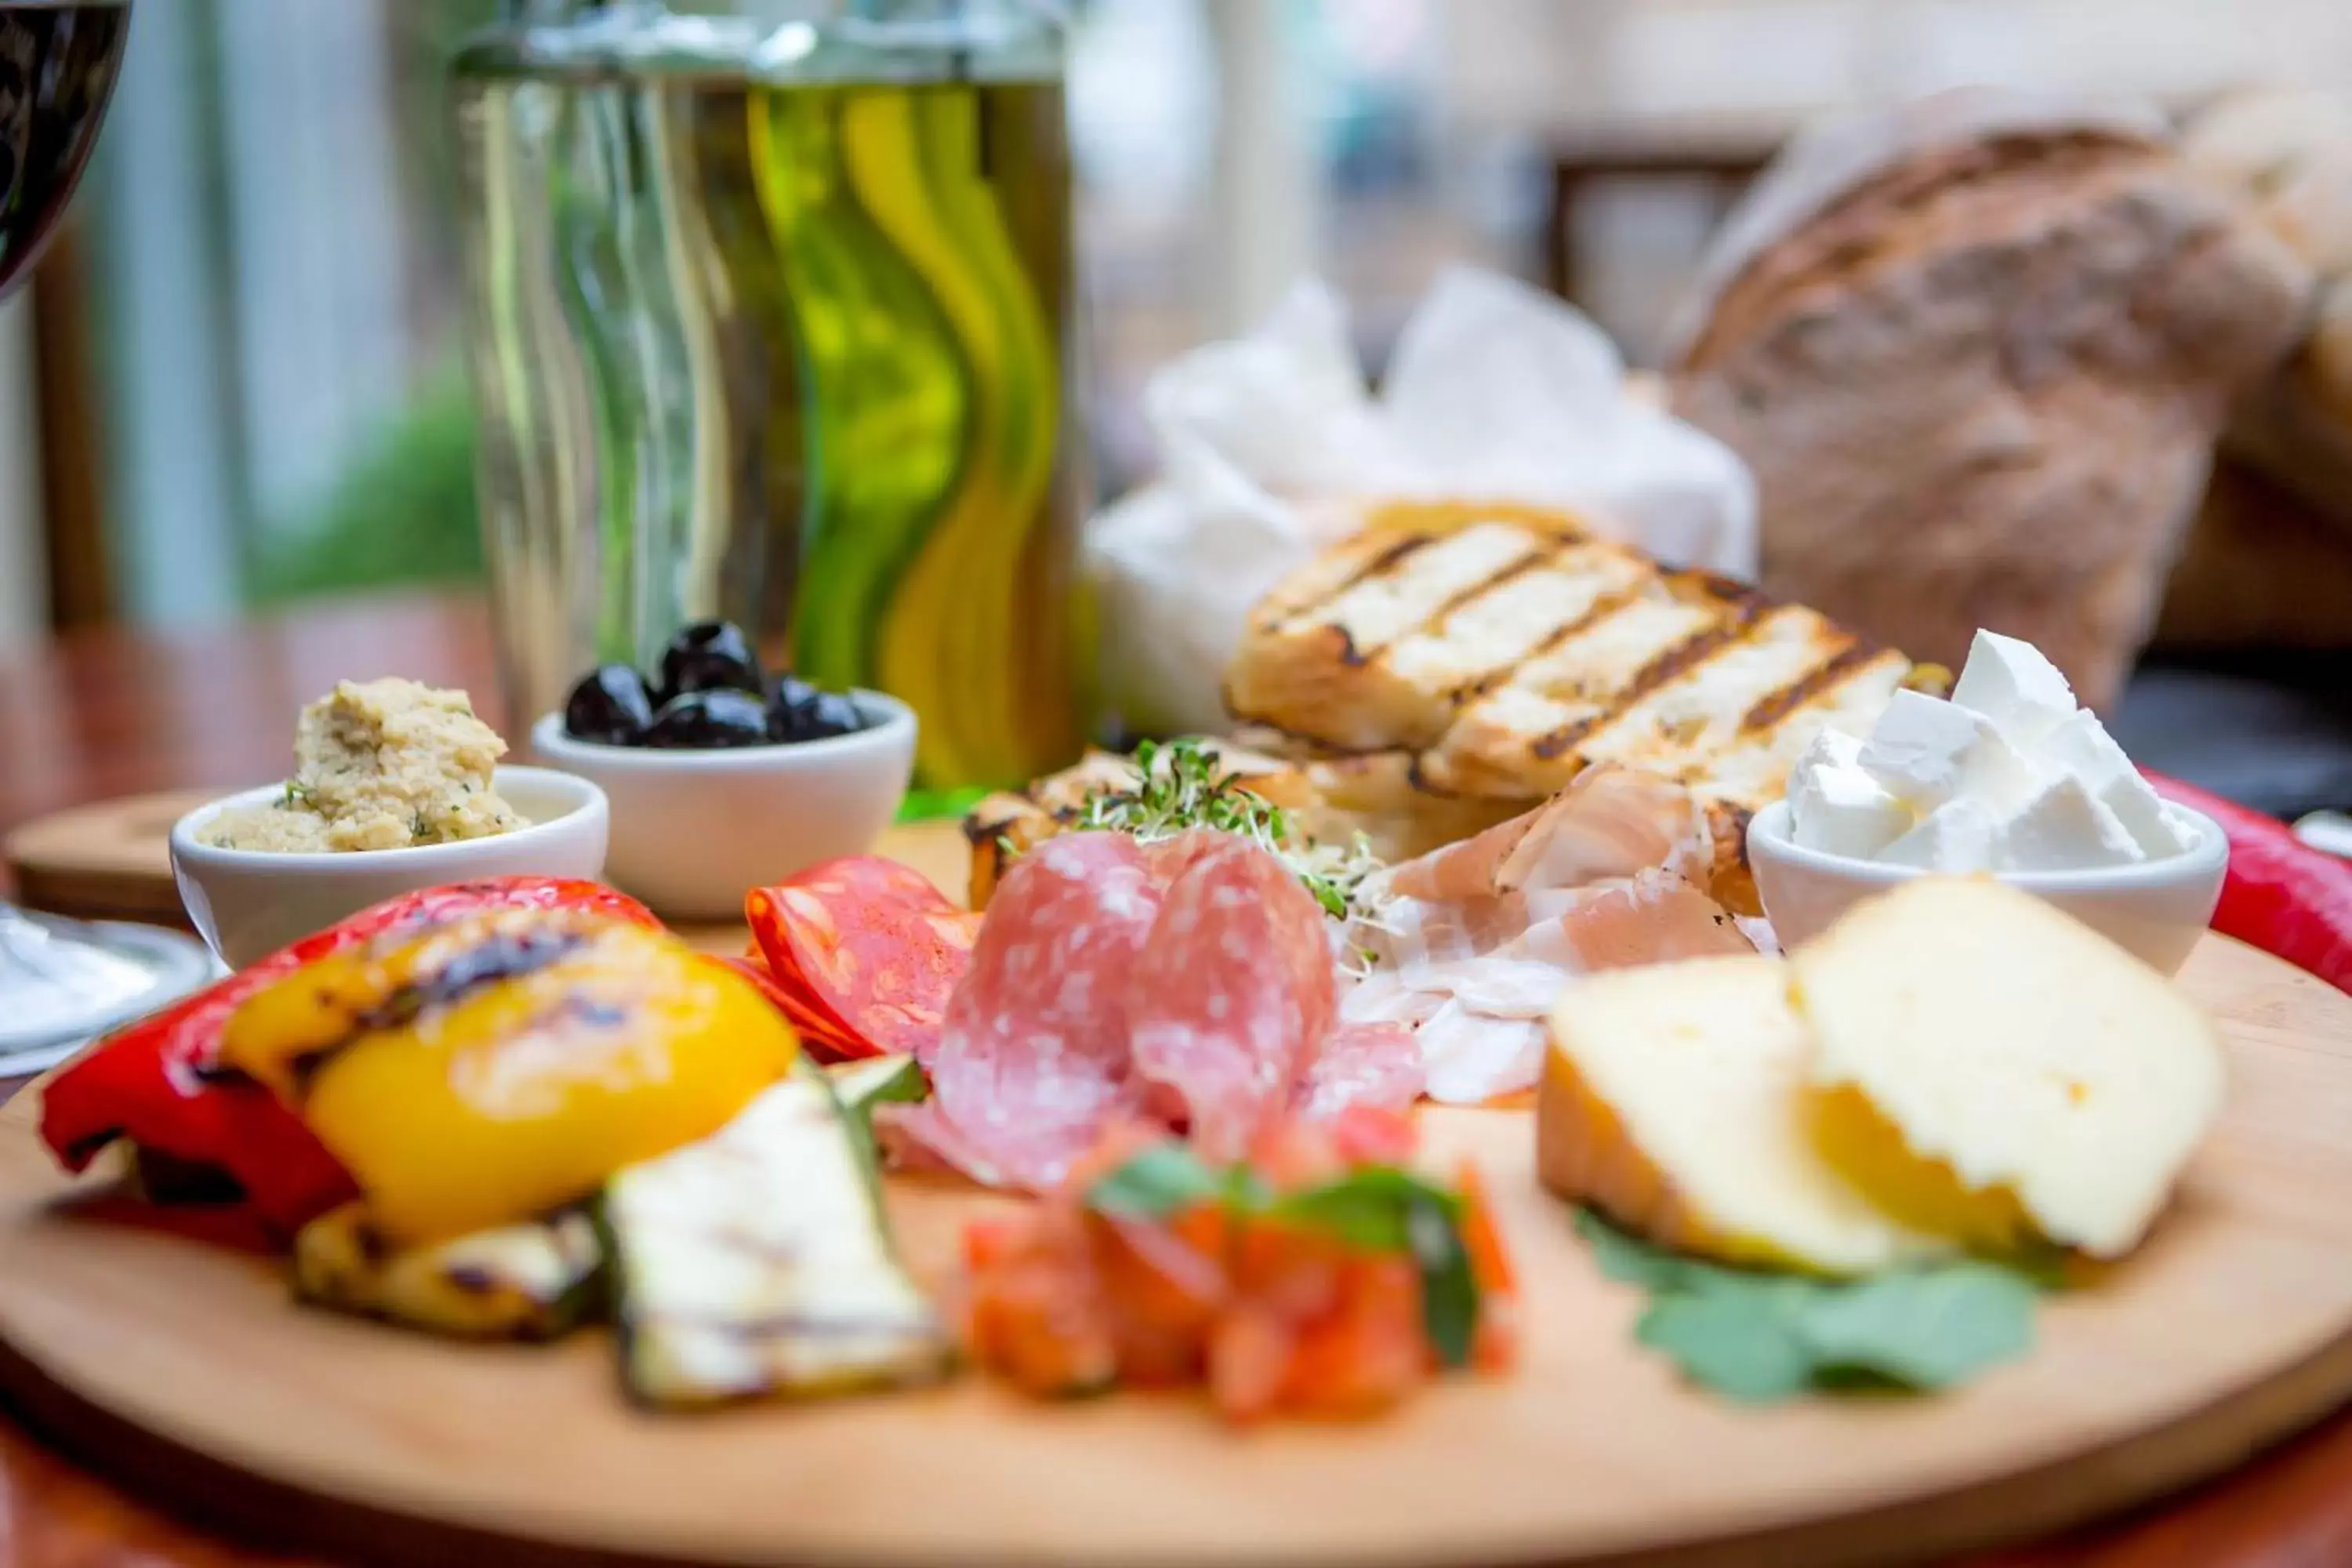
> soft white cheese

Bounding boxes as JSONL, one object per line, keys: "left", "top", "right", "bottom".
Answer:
{"left": 1879, "top": 797, "right": 1998, "bottom": 871}
{"left": 1949, "top": 630, "right": 2077, "bottom": 746}
{"left": 1857, "top": 690, "right": 1991, "bottom": 811}
{"left": 1784, "top": 626, "right": 2187, "bottom": 873}
{"left": 1988, "top": 774, "right": 2143, "bottom": 872}
{"left": 1788, "top": 730, "right": 1911, "bottom": 858}
{"left": 2030, "top": 708, "right": 2192, "bottom": 858}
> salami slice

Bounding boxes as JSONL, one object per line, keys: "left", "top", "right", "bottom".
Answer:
{"left": 1127, "top": 834, "right": 1336, "bottom": 1162}
{"left": 709, "top": 955, "right": 865, "bottom": 1062}
{"left": 893, "top": 833, "right": 1167, "bottom": 1189}
{"left": 746, "top": 856, "right": 979, "bottom": 1062}
{"left": 1293, "top": 1021, "right": 1424, "bottom": 1122}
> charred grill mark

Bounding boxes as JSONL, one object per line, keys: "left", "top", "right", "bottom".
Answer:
{"left": 1668, "top": 570, "right": 1768, "bottom": 610}
{"left": 1272, "top": 531, "right": 1437, "bottom": 631}
{"left": 1525, "top": 615, "right": 1754, "bottom": 762}
{"left": 1406, "top": 545, "right": 1553, "bottom": 653}
{"left": 1738, "top": 639, "right": 1875, "bottom": 735}
{"left": 445, "top": 1264, "right": 505, "bottom": 1297}
{"left": 356, "top": 927, "right": 589, "bottom": 1036}
{"left": 286, "top": 927, "right": 593, "bottom": 1095}
{"left": 1452, "top": 579, "right": 1646, "bottom": 709}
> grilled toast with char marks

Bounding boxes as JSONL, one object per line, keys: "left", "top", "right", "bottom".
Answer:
{"left": 1225, "top": 510, "right": 1921, "bottom": 818}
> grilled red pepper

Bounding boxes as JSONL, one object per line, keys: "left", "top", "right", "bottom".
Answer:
{"left": 40, "top": 877, "right": 659, "bottom": 1232}
{"left": 2143, "top": 771, "right": 2352, "bottom": 993}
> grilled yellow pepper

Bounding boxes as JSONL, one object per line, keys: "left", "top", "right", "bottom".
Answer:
{"left": 220, "top": 909, "right": 796, "bottom": 1246}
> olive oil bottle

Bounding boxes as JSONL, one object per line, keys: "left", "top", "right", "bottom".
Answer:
{"left": 451, "top": 2, "right": 1089, "bottom": 790}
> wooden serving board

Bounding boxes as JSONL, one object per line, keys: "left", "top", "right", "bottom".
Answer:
{"left": 2, "top": 789, "right": 220, "bottom": 925}
{"left": 0, "top": 938, "right": 2349, "bottom": 1566}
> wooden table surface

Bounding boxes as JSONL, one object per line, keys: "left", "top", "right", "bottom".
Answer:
{"left": 4, "top": 592, "right": 2352, "bottom": 1568}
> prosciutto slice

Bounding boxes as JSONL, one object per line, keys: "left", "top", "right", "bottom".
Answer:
{"left": 1352, "top": 766, "right": 1757, "bottom": 1103}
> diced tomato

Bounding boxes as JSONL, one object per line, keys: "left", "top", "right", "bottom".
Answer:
{"left": 963, "top": 1206, "right": 1118, "bottom": 1398}
{"left": 1207, "top": 1302, "right": 1294, "bottom": 1424}
{"left": 1276, "top": 1255, "right": 1425, "bottom": 1420}
{"left": 1090, "top": 1211, "right": 1225, "bottom": 1388}
{"left": 1454, "top": 1163, "right": 1523, "bottom": 1371}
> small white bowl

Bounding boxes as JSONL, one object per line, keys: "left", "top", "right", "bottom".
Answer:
{"left": 170, "top": 768, "right": 610, "bottom": 970}
{"left": 1747, "top": 798, "right": 2228, "bottom": 976}
{"left": 528, "top": 691, "right": 915, "bottom": 922}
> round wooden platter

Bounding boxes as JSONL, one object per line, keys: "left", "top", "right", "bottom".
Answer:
{"left": 0, "top": 939, "right": 2350, "bottom": 1568}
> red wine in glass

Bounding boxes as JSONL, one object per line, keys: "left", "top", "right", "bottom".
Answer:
{"left": 0, "top": 2, "right": 129, "bottom": 300}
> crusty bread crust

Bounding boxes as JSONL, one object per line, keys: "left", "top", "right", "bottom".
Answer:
{"left": 1671, "top": 93, "right": 2312, "bottom": 708}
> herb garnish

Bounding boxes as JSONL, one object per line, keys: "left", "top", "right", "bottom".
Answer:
{"left": 1066, "top": 739, "right": 1386, "bottom": 924}
{"left": 1574, "top": 1209, "right": 2040, "bottom": 1403}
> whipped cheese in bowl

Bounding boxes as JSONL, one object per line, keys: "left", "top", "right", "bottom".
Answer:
{"left": 1787, "top": 631, "right": 2195, "bottom": 872}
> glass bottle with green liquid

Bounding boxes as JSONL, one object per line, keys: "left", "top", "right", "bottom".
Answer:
{"left": 451, "top": 0, "right": 1093, "bottom": 800}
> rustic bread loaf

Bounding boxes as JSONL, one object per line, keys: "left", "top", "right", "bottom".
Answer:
{"left": 2182, "top": 88, "right": 2352, "bottom": 541}
{"left": 1669, "top": 89, "right": 2314, "bottom": 710}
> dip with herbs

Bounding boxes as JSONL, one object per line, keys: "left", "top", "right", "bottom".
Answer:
{"left": 201, "top": 678, "right": 525, "bottom": 853}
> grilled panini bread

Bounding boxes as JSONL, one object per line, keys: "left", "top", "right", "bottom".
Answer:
{"left": 1224, "top": 510, "right": 1917, "bottom": 824}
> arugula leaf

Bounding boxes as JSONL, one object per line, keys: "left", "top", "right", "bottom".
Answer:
{"left": 1086, "top": 1144, "right": 1224, "bottom": 1219}
{"left": 1576, "top": 1208, "right": 2040, "bottom": 1403}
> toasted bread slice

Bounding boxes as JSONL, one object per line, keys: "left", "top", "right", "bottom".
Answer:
{"left": 1229, "top": 510, "right": 1916, "bottom": 819}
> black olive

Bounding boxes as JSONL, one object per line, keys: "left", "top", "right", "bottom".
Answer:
{"left": 656, "top": 620, "right": 764, "bottom": 704}
{"left": 642, "top": 688, "right": 773, "bottom": 750}
{"left": 804, "top": 691, "right": 866, "bottom": 738}
{"left": 766, "top": 677, "right": 866, "bottom": 742}
{"left": 563, "top": 664, "right": 656, "bottom": 745}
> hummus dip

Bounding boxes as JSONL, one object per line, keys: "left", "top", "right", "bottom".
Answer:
{"left": 201, "top": 678, "right": 526, "bottom": 853}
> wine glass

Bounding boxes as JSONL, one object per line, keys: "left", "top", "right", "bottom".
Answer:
{"left": 0, "top": 0, "right": 139, "bottom": 1069}
{"left": 0, "top": 0, "right": 130, "bottom": 299}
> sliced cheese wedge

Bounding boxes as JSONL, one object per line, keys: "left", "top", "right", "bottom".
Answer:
{"left": 1541, "top": 955, "right": 1948, "bottom": 1276}
{"left": 1791, "top": 877, "right": 2224, "bottom": 1259}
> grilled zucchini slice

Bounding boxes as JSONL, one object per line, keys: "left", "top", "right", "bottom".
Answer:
{"left": 292, "top": 1203, "right": 603, "bottom": 1341}
{"left": 603, "top": 1068, "right": 951, "bottom": 1409}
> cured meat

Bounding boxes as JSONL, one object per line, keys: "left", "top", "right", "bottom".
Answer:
{"left": 1292, "top": 1022, "right": 1423, "bottom": 1121}
{"left": 710, "top": 955, "right": 864, "bottom": 1062}
{"left": 1129, "top": 834, "right": 1338, "bottom": 1161}
{"left": 746, "top": 857, "right": 980, "bottom": 1062}
{"left": 1352, "top": 771, "right": 1757, "bottom": 1103}
{"left": 1388, "top": 765, "right": 1712, "bottom": 903}
{"left": 884, "top": 833, "right": 1164, "bottom": 1189}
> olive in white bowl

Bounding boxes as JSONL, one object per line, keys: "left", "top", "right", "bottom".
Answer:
{"left": 1746, "top": 798, "right": 2228, "bottom": 976}
{"left": 170, "top": 768, "right": 610, "bottom": 970}
{"left": 529, "top": 693, "right": 914, "bottom": 922}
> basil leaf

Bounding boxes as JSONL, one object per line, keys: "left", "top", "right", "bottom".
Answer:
{"left": 1795, "top": 1263, "right": 2036, "bottom": 1388}
{"left": 1573, "top": 1207, "right": 1713, "bottom": 1292}
{"left": 1275, "top": 1167, "right": 1459, "bottom": 1250}
{"left": 1407, "top": 1196, "right": 1479, "bottom": 1370}
{"left": 1576, "top": 1207, "right": 2042, "bottom": 1403}
{"left": 1086, "top": 1144, "right": 1222, "bottom": 1219}
{"left": 1635, "top": 1280, "right": 1818, "bottom": 1404}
